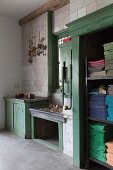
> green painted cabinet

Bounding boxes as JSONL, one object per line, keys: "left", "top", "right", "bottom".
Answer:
{"left": 4, "top": 97, "right": 49, "bottom": 138}
{"left": 5, "top": 101, "right": 13, "bottom": 131}
{"left": 13, "top": 103, "right": 25, "bottom": 135}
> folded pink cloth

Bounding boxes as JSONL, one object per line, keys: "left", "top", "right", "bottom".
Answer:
{"left": 106, "top": 141, "right": 113, "bottom": 147}
{"left": 107, "top": 159, "right": 113, "bottom": 166}
{"left": 88, "top": 59, "right": 105, "bottom": 64}
{"left": 106, "top": 153, "right": 113, "bottom": 160}
{"left": 88, "top": 60, "right": 105, "bottom": 67}
{"left": 107, "top": 148, "right": 113, "bottom": 154}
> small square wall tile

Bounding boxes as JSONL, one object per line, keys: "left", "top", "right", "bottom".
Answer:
{"left": 53, "top": 26, "right": 60, "bottom": 33}
{"left": 70, "top": 11, "right": 77, "bottom": 22}
{"left": 83, "top": 0, "right": 96, "bottom": 6}
{"left": 73, "top": 0, "right": 83, "bottom": 11}
{"left": 97, "top": 0, "right": 113, "bottom": 10}
{"left": 78, "top": 7, "right": 87, "bottom": 18}
{"left": 87, "top": 1, "right": 97, "bottom": 14}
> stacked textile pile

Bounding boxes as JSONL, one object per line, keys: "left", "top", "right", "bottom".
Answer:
{"left": 89, "top": 124, "right": 113, "bottom": 162}
{"left": 108, "top": 85, "right": 113, "bottom": 96}
{"left": 103, "top": 42, "right": 113, "bottom": 76}
{"left": 106, "top": 141, "right": 113, "bottom": 166}
{"left": 105, "top": 95, "right": 113, "bottom": 121}
{"left": 88, "top": 59, "right": 105, "bottom": 77}
{"left": 89, "top": 94, "right": 107, "bottom": 120}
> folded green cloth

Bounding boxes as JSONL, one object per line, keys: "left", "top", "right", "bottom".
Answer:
{"left": 90, "top": 145, "right": 106, "bottom": 154}
{"left": 104, "top": 51, "right": 113, "bottom": 56}
{"left": 89, "top": 123, "right": 113, "bottom": 132}
{"left": 106, "top": 69, "right": 113, "bottom": 76}
{"left": 90, "top": 140, "right": 106, "bottom": 149}
{"left": 105, "top": 55, "right": 113, "bottom": 60}
{"left": 105, "top": 63, "right": 113, "bottom": 70}
{"left": 103, "top": 42, "right": 113, "bottom": 50}
{"left": 105, "top": 59, "right": 113, "bottom": 64}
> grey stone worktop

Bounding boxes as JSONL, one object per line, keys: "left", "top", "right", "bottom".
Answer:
{"left": 29, "top": 108, "right": 66, "bottom": 123}
{"left": 4, "top": 96, "right": 49, "bottom": 103}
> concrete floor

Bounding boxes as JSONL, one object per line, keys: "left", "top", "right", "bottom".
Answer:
{"left": 0, "top": 131, "right": 108, "bottom": 170}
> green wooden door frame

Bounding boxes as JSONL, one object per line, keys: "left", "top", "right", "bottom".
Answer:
{"left": 48, "top": 12, "right": 59, "bottom": 95}
{"left": 66, "top": 3, "right": 113, "bottom": 168}
{"left": 47, "top": 3, "right": 113, "bottom": 168}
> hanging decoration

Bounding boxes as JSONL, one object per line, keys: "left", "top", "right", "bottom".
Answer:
{"left": 28, "top": 36, "right": 47, "bottom": 63}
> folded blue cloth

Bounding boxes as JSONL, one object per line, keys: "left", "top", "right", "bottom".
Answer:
{"left": 107, "top": 116, "right": 113, "bottom": 121}
{"left": 89, "top": 101, "right": 106, "bottom": 107}
{"left": 89, "top": 108, "right": 106, "bottom": 113}
{"left": 89, "top": 94, "right": 106, "bottom": 103}
{"left": 89, "top": 111, "right": 107, "bottom": 120}
{"left": 105, "top": 95, "right": 113, "bottom": 106}
{"left": 108, "top": 108, "right": 113, "bottom": 113}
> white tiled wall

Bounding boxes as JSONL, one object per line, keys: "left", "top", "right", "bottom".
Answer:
{"left": 53, "top": 4, "right": 70, "bottom": 33}
{"left": 53, "top": 0, "right": 113, "bottom": 32}
{"left": 22, "top": 13, "right": 48, "bottom": 97}
{"left": 63, "top": 109, "right": 73, "bottom": 157}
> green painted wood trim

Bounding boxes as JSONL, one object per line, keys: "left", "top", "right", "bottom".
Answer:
{"left": 31, "top": 116, "right": 35, "bottom": 139}
{"left": 54, "top": 28, "right": 70, "bottom": 39}
{"left": 31, "top": 115, "right": 63, "bottom": 152}
{"left": 52, "top": 35, "right": 59, "bottom": 91}
{"left": 58, "top": 122, "right": 63, "bottom": 152}
{"left": 67, "top": 3, "right": 113, "bottom": 36}
{"left": 58, "top": 41, "right": 71, "bottom": 48}
{"left": 31, "top": 114, "right": 62, "bottom": 124}
{"left": 31, "top": 116, "right": 38, "bottom": 139}
{"left": 25, "top": 103, "right": 31, "bottom": 138}
{"left": 71, "top": 36, "right": 80, "bottom": 166}
{"left": 12, "top": 129, "right": 25, "bottom": 139}
{"left": 48, "top": 11, "right": 53, "bottom": 95}
{"left": 48, "top": 12, "right": 59, "bottom": 94}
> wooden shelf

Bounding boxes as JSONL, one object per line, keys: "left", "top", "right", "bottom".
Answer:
{"left": 88, "top": 117, "right": 113, "bottom": 125}
{"left": 87, "top": 76, "right": 113, "bottom": 80}
{"left": 89, "top": 157, "right": 113, "bottom": 170}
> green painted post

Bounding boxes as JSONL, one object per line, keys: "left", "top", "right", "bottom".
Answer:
{"left": 31, "top": 116, "right": 35, "bottom": 139}
{"left": 71, "top": 36, "right": 80, "bottom": 167}
{"left": 58, "top": 122, "right": 63, "bottom": 152}
{"left": 48, "top": 12, "right": 59, "bottom": 95}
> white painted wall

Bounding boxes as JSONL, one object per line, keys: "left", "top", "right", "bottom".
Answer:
{"left": 53, "top": 0, "right": 113, "bottom": 32}
{"left": 0, "top": 16, "right": 22, "bottom": 129}
{"left": 22, "top": 13, "right": 48, "bottom": 97}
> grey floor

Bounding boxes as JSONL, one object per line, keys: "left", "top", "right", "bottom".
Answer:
{"left": 0, "top": 131, "right": 108, "bottom": 170}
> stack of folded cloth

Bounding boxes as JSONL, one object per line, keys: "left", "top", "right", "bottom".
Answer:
{"left": 108, "top": 85, "right": 113, "bottom": 96}
{"left": 89, "top": 123, "right": 113, "bottom": 162}
{"left": 88, "top": 59, "right": 105, "bottom": 77}
{"left": 106, "top": 141, "right": 113, "bottom": 166}
{"left": 89, "top": 94, "right": 107, "bottom": 120}
{"left": 103, "top": 42, "right": 113, "bottom": 76}
{"left": 105, "top": 95, "right": 113, "bottom": 121}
